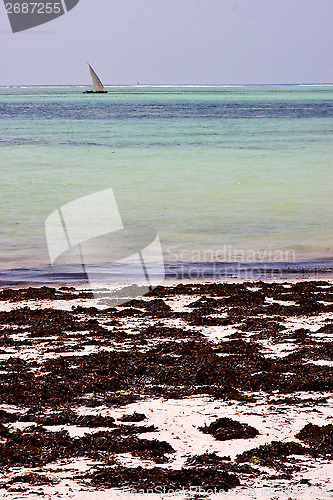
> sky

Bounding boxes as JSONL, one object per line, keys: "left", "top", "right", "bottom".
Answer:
{"left": 0, "top": 0, "right": 332, "bottom": 85}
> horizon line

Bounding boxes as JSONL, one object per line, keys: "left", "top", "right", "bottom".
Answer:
{"left": 1, "top": 82, "right": 333, "bottom": 88}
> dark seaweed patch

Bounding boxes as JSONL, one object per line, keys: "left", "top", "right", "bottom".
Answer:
{"left": 316, "top": 321, "right": 333, "bottom": 334}
{"left": 8, "top": 473, "right": 58, "bottom": 486}
{"left": 295, "top": 423, "right": 333, "bottom": 455}
{"left": 119, "top": 411, "right": 146, "bottom": 422}
{"left": 214, "top": 339, "right": 263, "bottom": 357}
{"left": 0, "top": 286, "right": 88, "bottom": 302}
{"left": 199, "top": 418, "right": 259, "bottom": 441}
{"left": 0, "top": 409, "right": 19, "bottom": 423}
{"left": 236, "top": 441, "right": 315, "bottom": 468}
{"left": 19, "top": 409, "right": 117, "bottom": 428}
{"left": 284, "top": 343, "right": 333, "bottom": 363}
{"left": 239, "top": 318, "right": 283, "bottom": 333}
{"left": 0, "top": 426, "right": 173, "bottom": 466}
{"left": 185, "top": 453, "right": 259, "bottom": 476}
{"left": 186, "top": 453, "right": 232, "bottom": 466}
{"left": 0, "top": 427, "right": 80, "bottom": 466}
{"left": 81, "top": 432, "right": 173, "bottom": 463}
{"left": 0, "top": 307, "right": 84, "bottom": 332}
{"left": 86, "top": 465, "right": 240, "bottom": 491}
{"left": 140, "top": 324, "right": 202, "bottom": 340}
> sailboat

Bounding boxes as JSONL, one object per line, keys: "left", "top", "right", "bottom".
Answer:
{"left": 83, "top": 63, "right": 108, "bottom": 94}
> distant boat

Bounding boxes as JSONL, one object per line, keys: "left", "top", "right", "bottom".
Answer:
{"left": 83, "top": 63, "right": 108, "bottom": 94}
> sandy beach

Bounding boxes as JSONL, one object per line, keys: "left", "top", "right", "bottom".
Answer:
{"left": 0, "top": 279, "right": 332, "bottom": 499}
{"left": 2, "top": 0, "right": 332, "bottom": 497}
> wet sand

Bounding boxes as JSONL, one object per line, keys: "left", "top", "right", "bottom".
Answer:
{"left": 0, "top": 280, "right": 332, "bottom": 499}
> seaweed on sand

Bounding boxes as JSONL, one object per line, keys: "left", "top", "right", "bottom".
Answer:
{"left": 19, "top": 409, "right": 117, "bottom": 428}
{"left": 0, "top": 426, "right": 174, "bottom": 466}
{"left": 81, "top": 433, "right": 174, "bottom": 463}
{"left": 185, "top": 453, "right": 260, "bottom": 476}
{"left": 295, "top": 423, "right": 333, "bottom": 456}
{"left": 199, "top": 417, "right": 259, "bottom": 441}
{"left": 0, "top": 286, "right": 91, "bottom": 302}
{"left": 186, "top": 452, "right": 231, "bottom": 466}
{"left": 0, "top": 307, "right": 85, "bottom": 333}
{"left": 0, "top": 427, "right": 81, "bottom": 467}
{"left": 7, "top": 473, "right": 58, "bottom": 486}
{"left": 85, "top": 465, "right": 240, "bottom": 491}
{"left": 0, "top": 280, "right": 333, "bottom": 489}
{"left": 236, "top": 440, "right": 315, "bottom": 469}
{"left": 119, "top": 411, "right": 146, "bottom": 422}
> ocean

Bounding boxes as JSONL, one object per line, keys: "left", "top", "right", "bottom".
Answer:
{"left": 0, "top": 85, "right": 332, "bottom": 283}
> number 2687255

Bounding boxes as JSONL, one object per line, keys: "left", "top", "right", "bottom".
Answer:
{"left": 5, "top": 3, "right": 62, "bottom": 14}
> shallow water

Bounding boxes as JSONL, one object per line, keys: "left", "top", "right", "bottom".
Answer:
{"left": 0, "top": 85, "right": 332, "bottom": 281}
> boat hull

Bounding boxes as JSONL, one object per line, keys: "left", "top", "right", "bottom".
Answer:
{"left": 83, "top": 90, "right": 108, "bottom": 94}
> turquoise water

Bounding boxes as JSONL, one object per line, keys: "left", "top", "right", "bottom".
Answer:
{"left": 0, "top": 85, "right": 332, "bottom": 279}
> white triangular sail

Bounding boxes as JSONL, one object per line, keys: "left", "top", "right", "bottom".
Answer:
{"left": 88, "top": 63, "right": 106, "bottom": 92}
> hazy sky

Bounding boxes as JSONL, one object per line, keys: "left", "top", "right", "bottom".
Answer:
{"left": 0, "top": 0, "right": 332, "bottom": 85}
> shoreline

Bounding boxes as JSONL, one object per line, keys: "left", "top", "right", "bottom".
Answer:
{"left": 0, "top": 259, "right": 332, "bottom": 288}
